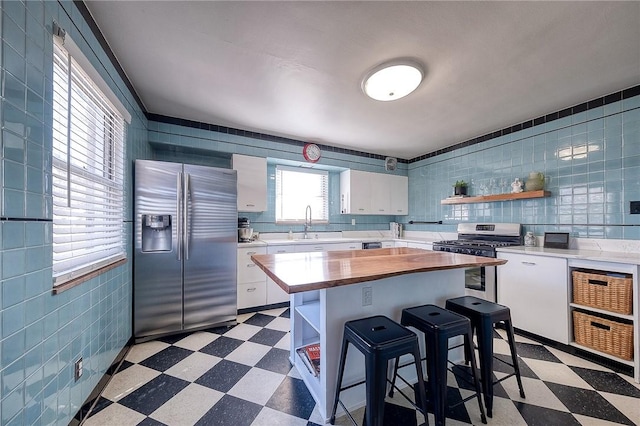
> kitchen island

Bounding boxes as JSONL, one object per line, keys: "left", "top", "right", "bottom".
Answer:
{"left": 251, "top": 247, "right": 506, "bottom": 423}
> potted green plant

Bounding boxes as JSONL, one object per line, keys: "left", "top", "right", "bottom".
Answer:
{"left": 453, "top": 180, "right": 468, "bottom": 196}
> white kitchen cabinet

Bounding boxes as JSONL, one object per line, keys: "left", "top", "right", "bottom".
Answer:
{"left": 266, "top": 245, "right": 294, "bottom": 305}
{"left": 370, "top": 172, "right": 391, "bottom": 214}
{"left": 407, "top": 242, "right": 432, "bottom": 250}
{"left": 232, "top": 154, "right": 267, "bottom": 212}
{"left": 327, "top": 242, "right": 361, "bottom": 251}
{"left": 389, "top": 175, "right": 409, "bottom": 215}
{"left": 340, "top": 170, "right": 408, "bottom": 215}
{"left": 237, "top": 247, "right": 267, "bottom": 309}
{"left": 340, "top": 170, "right": 371, "bottom": 214}
{"left": 497, "top": 252, "right": 569, "bottom": 344}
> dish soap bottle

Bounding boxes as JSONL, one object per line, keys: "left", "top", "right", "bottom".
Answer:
{"left": 288, "top": 229, "right": 293, "bottom": 240}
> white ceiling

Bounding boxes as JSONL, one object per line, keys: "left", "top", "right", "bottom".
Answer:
{"left": 84, "top": 1, "right": 640, "bottom": 160}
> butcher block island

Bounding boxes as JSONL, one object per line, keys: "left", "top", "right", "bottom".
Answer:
{"left": 251, "top": 247, "right": 507, "bottom": 423}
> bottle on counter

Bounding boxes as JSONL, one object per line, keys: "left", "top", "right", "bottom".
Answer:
{"left": 288, "top": 229, "right": 294, "bottom": 240}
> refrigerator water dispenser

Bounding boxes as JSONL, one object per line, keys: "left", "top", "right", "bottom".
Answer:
{"left": 142, "top": 214, "right": 172, "bottom": 252}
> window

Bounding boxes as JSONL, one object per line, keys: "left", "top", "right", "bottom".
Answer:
{"left": 52, "top": 34, "right": 128, "bottom": 286}
{"left": 275, "top": 166, "right": 329, "bottom": 223}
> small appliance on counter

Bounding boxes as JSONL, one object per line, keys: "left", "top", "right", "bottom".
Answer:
{"left": 390, "top": 222, "right": 403, "bottom": 238}
{"left": 238, "top": 217, "right": 253, "bottom": 242}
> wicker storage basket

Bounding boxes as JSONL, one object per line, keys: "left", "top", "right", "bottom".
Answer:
{"left": 572, "top": 270, "right": 632, "bottom": 315}
{"left": 573, "top": 311, "right": 633, "bottom": 360}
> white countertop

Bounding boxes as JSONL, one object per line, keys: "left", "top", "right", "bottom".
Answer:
{"left": 240, "top": 231, "right": 640, "bottom": 265}
{"left": 497, "top": 246, "right": 640, "bottom": 265}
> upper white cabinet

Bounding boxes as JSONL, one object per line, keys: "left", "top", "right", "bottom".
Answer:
{"left": 340, "top": 170, "right": 408, "bottom": 215}
{"left": 340, "top": 170, "right": 371, "bottom": 214}
{"left": 232, "top": 154, "right": 267, "bottom": 212}
{"left": 389, "top": 175, "right": 409, "bottom": 215}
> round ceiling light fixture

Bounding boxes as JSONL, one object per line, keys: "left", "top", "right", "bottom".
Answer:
{"left": 362, "top": 59, "right": 424, "bottom": 101}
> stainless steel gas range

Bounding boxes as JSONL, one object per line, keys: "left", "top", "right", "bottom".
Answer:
{"left": 433, "top": 223, "right": 522, "bottom": 302}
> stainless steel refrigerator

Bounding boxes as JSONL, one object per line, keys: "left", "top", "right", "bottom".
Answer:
{"left": 134, "top": 160, "right": 237, "bottom": 342}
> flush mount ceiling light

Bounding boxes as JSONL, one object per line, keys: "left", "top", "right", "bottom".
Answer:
{"left": 362, "top": 59, "right": 424, "bottom": 101}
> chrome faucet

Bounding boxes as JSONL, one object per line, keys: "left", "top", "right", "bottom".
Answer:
{"left": 304, "top": 205, "right": 312, "bottom": 239}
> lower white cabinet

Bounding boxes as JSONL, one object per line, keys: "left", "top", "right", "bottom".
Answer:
{"left": 497, "top": 252, "right": 570, "bottom": 344}
{"left": 407, "top": 242, "right": 432, "bottom": 250}
{"left": 238, "top": 283, "right": 267, "bottom": 309}
{"left": 237, "top": 247, "right": 267, "bottom": 309}
{"left": 266, "top": 245, "right": 294, "bottom": 305}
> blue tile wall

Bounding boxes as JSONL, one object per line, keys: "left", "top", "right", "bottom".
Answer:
{"left": 148, "top": 126, "right": 405, "bottom": 234}
{"left": 407, "top": 95, "right": 640, "bottom": 240}
{"left": 1, "top": 1, "right": 150, "bottom": 425}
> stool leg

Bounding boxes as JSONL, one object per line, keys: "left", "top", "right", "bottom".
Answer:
{"left": 412, "top": 345, "right": 429, "bottom": 426}
{"left": 476, "top": 320, "right": 494, "bottom": 418}
{"left": 432, "top": 333, "right": 449, "bottom": 426}
{"left": 364, "top": 354, "right": 387, "bottom": 426}
{"left": 505, "top": 319, "right": 526, "bottom": 399}
{"left": 330, "top": 335, "right": 349, "bottom": 424}
{"left": 388, "top": 356, "right": 400, "bottom": 398}
{"left": 465, "top": 330, "right": 487, "bottom": 424}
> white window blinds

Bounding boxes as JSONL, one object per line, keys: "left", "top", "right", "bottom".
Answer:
{"left": 52, "top": 36, "right": 126, "bottom": 286}
{"left": 275, "top": 166, "right": 329, "bottom": 223}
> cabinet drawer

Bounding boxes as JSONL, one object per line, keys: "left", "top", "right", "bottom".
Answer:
{"left": 238, "top": 247, "right": 267, "bottom": 283}
{"left": 238, "top": 282, "right": 266, "bottom": 309}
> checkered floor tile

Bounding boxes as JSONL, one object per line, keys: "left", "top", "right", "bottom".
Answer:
{"left": 84, "top": 308, "right": 640, "bottom": 426}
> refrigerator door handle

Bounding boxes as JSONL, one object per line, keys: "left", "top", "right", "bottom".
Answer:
{"left": 177, "top": 172, "right": 183, "bottom": 260}
{"left": 184, "top": 173, "right": 191, "bottom": 260}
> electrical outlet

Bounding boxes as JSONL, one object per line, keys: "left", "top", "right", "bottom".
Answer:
{"left": 362, "top": 286, "right": 372, "bottom": 306}
{"left": 74, "top": 358, "right": 83, "bottom": 381}
{"left": 631, "top": 201, "right": 640, "bottom": 214}
{"left": 352, "top": 219, "right": 356, "bottom": 226}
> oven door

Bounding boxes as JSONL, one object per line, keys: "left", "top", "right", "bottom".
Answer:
{"left": 464, "top": 266, "right": 496, "bottom": 302}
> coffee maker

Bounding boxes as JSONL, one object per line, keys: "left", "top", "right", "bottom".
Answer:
{"left": 238, "top": 217, "right": 253, "bottom": 242}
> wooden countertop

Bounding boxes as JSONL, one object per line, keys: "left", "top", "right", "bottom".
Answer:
{"left": 251, "top": 247, "right": 507, "bottom": 294}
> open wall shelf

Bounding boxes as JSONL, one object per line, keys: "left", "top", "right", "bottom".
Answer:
{"left": 441, "top": 190, "right": 551, "bottom": 205}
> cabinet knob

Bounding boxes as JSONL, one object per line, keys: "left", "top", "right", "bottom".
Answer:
{"left": 246, "top": 204, "right": 255, "bottom": 207}
{"left": 247, "top": 287, "right": 256, "bottom": 292}
{"left": 247, "top": 251, "right": 256, "bottom": 255}
{"left": 247, "top": 264, "right": 255, "bottom": 268}
{"left": 521, "top": 261, "right": 536, "bottom": 266}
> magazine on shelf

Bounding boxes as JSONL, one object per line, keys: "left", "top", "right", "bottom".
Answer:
{"left": 296, "top": 343, "right": 320, "bottom": 377}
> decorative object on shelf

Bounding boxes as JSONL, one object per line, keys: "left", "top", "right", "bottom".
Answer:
{"left": 302, "top": 143, "right": 321, "bottom": 163}
{"left": 524, "top": 231, "right": 536, "bottom": 247}
{"left": 511, "top": 178, "right": 523, "bottom": 193}
{"left": 453, "top": 180, "right": 468, "bottom": 196}
{"left": 525, "top": 172, "right": 545, "bottom": 191}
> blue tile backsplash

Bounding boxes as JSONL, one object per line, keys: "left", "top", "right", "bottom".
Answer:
{"left": 1, "top": 0, "right": 639, "bottom": 424}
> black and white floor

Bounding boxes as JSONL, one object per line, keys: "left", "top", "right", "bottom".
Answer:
{"left": 84, "top": 307, "right": 640, "bottom": 426}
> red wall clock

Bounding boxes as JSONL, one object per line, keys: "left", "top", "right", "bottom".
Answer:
{"left": 303, "top": 143, "right": 321, "bottom": 163}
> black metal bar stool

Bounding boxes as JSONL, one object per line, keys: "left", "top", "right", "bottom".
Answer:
{"left": 445, "top": 296, "right": 525, "bottom": 417}
{"left": 389, "top": 304, "right": 486, "bottom": 426}
{"left": 330, "top": 315, "right": 428, "bottom": 426}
